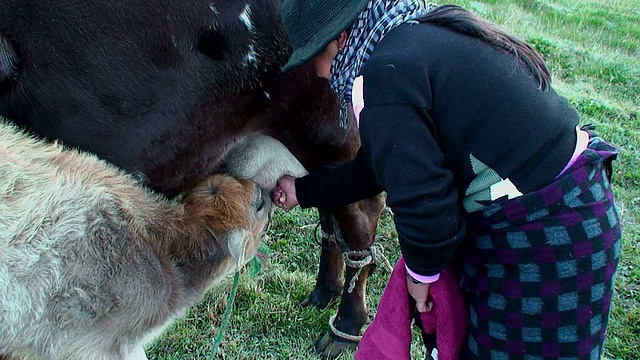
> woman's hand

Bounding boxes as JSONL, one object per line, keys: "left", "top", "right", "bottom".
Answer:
{"left": 407, "top": 278, "right": 433, "bottom": 313}
{"left": 272, "top": 175, "right": 299, "bottom": 210}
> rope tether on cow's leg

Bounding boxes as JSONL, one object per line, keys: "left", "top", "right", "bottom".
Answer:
{"left": 328, "top": 245, "right": 394, "bottom": 343}
{"left": 342, "top": 244, "right": 394, "bottom": 294}
{"left": 328, "top": 314, "right": 363, "bottom": 343}
{"left": 370, "top": 243, "right": 394, "bottom": 274}
{"left": 324, "top": 249, "right": 373, "bottom": 343}
{"left": 342, "top": 250, "right": 373, "bottom": 294}
{"left": 328, "top": 245, "right": 395, "bottom": 343}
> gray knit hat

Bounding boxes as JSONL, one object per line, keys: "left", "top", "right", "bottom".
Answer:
{"left": 280, "top": 0, "right": 370, "bottom": 72}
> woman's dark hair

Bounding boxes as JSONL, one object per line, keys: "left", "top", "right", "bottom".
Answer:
{"left": 421, "top": 5, "right": 551, "bottom": 91}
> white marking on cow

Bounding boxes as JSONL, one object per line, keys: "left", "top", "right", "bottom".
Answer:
{"left": 244, "top": 44, "right": 258, "bottom": 65}
{"left": 239, "top": 4, "right": 253, "bottom": 32}
{"left": 209, "top": 3, "right": 220, "bottom": 28}
{"left": 209, "top": 3, "right": 220, "bottom": 16}
{"left": 239, "top": 4, "right": 257, "bottom": 66}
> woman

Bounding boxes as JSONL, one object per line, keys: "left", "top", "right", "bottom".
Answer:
{"left": 274, "top": 0, "right": 622, "bottom": 358}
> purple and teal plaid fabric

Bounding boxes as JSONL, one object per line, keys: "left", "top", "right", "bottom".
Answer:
{"left": 461, "top": 136, "right": 622, "bottom": 359}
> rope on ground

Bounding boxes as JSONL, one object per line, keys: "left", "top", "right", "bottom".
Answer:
{"left": 207, "top": 271, "right": 240, "bottom": 360}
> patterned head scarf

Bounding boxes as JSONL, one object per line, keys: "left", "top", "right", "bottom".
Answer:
{"left": 330, "top": 0, "right": 437, "bottom": 128}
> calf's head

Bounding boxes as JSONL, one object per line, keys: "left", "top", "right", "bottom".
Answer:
{"left": 182, "top": 174, "right": 271, "bottom": 269}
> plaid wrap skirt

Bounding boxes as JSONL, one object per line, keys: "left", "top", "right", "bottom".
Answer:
{"left": 461, "top": 136, "right": 622, "bottom": 359}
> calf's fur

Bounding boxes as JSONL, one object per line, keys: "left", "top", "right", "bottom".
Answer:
{"left": 0, "top": 119, "right": 278, "bottom": 359}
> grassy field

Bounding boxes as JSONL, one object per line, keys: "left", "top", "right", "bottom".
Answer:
{"left": 147, "top": 0, "right": 640, "bottom": 359}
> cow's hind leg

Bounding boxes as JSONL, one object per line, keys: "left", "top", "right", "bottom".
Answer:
{"left": 311, "top": 196, "right": 385, "bottom": 359}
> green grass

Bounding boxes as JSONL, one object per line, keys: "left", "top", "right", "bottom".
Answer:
{"left": 147, "top": 1, "right": 640, "bottom": 358}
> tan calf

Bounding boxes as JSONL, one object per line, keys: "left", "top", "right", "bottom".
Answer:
{"left": 0, "top": 119, "right": 271, "bottom": 359}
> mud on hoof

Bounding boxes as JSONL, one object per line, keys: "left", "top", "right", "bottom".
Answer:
{"left": 314, "top": 330, "right": 359, "bottom": 359}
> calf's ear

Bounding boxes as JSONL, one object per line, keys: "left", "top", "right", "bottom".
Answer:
{"left": 0, "top": 34, "right": 19, "bottom": 83}
{"left": 225, "top": 228, "right": 257, "bottom": 272}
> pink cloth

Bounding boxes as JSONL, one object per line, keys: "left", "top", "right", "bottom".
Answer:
{"left": 355, "top": 258, "right": 468, "bottom": 360}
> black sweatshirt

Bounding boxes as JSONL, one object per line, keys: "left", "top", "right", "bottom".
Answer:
{"left": 295, "top": 22, "right": 579, "bottom": 276}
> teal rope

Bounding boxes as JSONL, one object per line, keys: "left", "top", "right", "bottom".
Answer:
{"left": 207, "top": 271, "right": 240, "bottom": 360}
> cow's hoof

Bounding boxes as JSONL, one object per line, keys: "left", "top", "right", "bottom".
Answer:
{"left": 301, "top": 287, "right": 341, "bottom": 309}
{"left": 314, "top": 331, "right": 358, "bottom": 359}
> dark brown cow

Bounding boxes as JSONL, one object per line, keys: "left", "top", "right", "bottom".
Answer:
{"left": 0, "top": 0, "right": 384, "bottom": 357}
